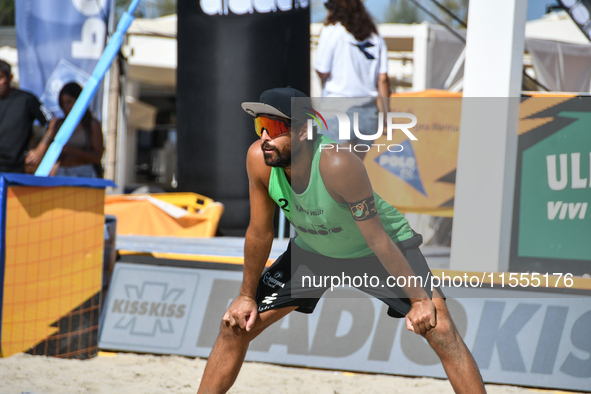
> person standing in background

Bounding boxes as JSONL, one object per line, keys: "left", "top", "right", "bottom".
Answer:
{"left": 0, "top": 60, "right": 51, "bottom": 173}
{"left": 314, "top": 0, "right": 391, "bottom": 158}
{"left": 27, "top": 82, "right": 104, "bottom": 178}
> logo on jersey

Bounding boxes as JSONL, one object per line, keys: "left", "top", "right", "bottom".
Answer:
{"left": 295, "top": 223, "right": 343, "bottom": 235}
{"left": 294, "top": 203, "right": 324, "bottom": 217}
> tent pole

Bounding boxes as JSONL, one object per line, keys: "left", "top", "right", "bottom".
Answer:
{"left": 104, "top": 0, "right": 119, "bottom": 191}
{"left": 104, "top": 59, "right": 120, "bottom": 189}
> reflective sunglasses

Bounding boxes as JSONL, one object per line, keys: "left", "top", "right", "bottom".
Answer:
{"left": 254, "top": 116, "right": 290, "bottom": 138}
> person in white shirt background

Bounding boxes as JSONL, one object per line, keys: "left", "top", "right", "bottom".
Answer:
{"left": 314, "top": 0, "right": 391, "bottom": 159}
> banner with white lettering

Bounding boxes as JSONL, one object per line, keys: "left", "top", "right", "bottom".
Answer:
{"left": 100, "top": 263, "right": 591, "bottom": 392}
{"left": 15, "top": 0, "right": 110, "bottom": 118}
{"left": 510, "top": 95, "right": 591, "bottom": 275}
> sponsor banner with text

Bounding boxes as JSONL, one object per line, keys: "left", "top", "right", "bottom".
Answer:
{"left": 99, "top": 263, "right": 591, "bottom": 391}
{"left": 15, "top": 0, "right": 110, "bottom": 118}
{"left": 511, "top": 94, "right": 591, "bottom": 274}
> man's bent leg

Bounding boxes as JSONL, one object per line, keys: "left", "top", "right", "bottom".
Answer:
{"left": 423, "top": 294, "right": 486, "bottom": 394}
{"left": 197, "top": 306, "right": 297, "bottom": 394}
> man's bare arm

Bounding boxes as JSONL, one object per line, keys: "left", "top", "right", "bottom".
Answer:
{"left": 223, "top": 141, "right": 276, "bottom": 331}
{"left": 321, "top": 150, "right": 436, "bottom": 334}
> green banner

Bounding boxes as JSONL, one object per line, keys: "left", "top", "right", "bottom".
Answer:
{"left": 519, "top": 111, "right": 591, "bottom": 260}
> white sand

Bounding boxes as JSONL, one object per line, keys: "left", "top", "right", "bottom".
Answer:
{"left": 0, "top": 352, "right": 580, "bottom": 394}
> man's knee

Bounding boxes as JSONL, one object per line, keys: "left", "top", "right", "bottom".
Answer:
{"left": 218, "top": 319, "right": 256, "bottom": 343}
{"left": 424, "top": 313, "right": 462, "bottom": 350}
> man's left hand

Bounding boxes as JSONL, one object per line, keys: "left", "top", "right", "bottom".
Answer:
{"left": 405, "top": 299, "right": 437, "bottom": 335}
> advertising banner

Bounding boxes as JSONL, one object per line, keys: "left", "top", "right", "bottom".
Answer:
{"left": 15, "top": 0, "right": 110, "bottom": 118}
{"left": 363, "top": 92, "right": 462, "bottom": 217}
{"left": 510, "top": 95, "right": 591, "bottom": 275}
{"left": 99, "top": 263, "right": 591, "bottom": 391}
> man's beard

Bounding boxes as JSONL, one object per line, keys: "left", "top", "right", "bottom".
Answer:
{"left": 261, "top": 142, "right": 291, "bottom": 167}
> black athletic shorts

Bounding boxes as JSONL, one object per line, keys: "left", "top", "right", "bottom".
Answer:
{"left": 255, "top": 232, "right": 443, "bottom": 318}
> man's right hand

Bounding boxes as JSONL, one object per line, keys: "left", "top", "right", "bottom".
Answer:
{"left": 222, "top": 294, "right": 259, "bottom": 332}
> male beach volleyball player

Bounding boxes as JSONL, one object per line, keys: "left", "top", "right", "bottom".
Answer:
{"left": 197, "top": 87, "right": 485, "bottom": 394}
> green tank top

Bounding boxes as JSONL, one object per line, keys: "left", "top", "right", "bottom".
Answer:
{"left": 268, "top": 135, "right": 413, "bottom": 258}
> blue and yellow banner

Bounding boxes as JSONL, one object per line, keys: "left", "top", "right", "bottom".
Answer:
{"left": 15, "top": 0, "right": 110, "bottom": 118}
{"left": 365, "top": 91, "right": 462, "bottom": 217}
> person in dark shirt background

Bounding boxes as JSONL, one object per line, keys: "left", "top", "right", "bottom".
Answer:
{"left": 26, "top": 82, "right": 104, "bottom": 178}
{"left": 0, "top": 59, "right": 51, "bottom": 173}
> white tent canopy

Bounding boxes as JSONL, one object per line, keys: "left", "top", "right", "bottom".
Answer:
{"left": 128, "top": 14, "right": 177, "bottom": 37}
{"left": 525, "top": 10, "right": 589, "bottom": 44}
{"left": 525, "top": 11, "right": 591, "bottom": 93}
{"left": 124, "top": 15, "right": 177, "bottom": 87}
{"left": 122, "top": 11, "right": 591, "bottom": 94}
{"left": 526, "top": 38, "right": 591, "bottom": 92}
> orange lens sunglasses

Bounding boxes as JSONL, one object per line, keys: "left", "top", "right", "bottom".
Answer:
{"left": 254, "top": 116, "right": 290, "bottom": 138}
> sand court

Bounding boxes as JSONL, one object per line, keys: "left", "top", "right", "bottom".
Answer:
{"left": 0, "top": 352, "right": 582, "bottom": 394}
